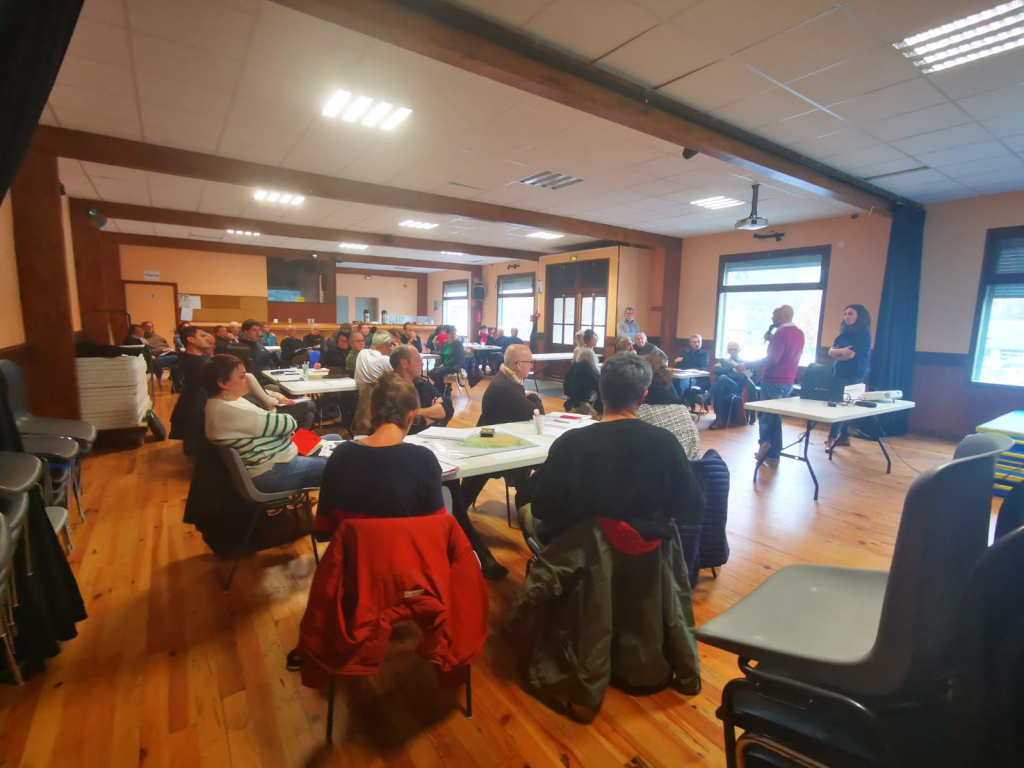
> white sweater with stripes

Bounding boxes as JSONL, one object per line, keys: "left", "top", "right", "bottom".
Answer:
{"left": 205, "top": 396, "right": 298, "bottom": 477}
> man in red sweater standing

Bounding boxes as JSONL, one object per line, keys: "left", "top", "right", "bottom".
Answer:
{"left": 736, "top": 305, "right": 805, "bottom": 468}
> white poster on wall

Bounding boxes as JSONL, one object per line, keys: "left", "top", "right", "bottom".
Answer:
{"left": 143, "top": 270, "right": 161, "bottom": 281}
{"left": 178, "top": 294, "right": 202, "bottom": 309}
{"left": 179, "top": 306, "right": 194, "bottom": 322}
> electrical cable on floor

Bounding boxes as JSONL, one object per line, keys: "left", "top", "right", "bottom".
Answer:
{"left": 876, "top": 423, "right": 922, "bottom": 475}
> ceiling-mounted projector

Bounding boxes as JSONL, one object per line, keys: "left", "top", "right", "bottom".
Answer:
{"left": 736, "top": 183, "right": 768, "bottom": 230}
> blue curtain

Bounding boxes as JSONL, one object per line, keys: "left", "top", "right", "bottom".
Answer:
{"left": 869, "top": 204, "right": 926, "bottom": 436}
{"left": 0, "top": 0, "right": 83, "bottom": 203}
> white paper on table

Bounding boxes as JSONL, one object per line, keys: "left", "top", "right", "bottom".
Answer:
{"left": 287, "top": 396, "right": 311, "bottom": 403}
{"left": 417, "top": 426, "right": 478, "bottom": 440}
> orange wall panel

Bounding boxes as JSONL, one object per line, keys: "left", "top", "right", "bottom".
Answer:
{"left": 119, "top": 244, "right": 267, "bottom": 297}
{"left": 0, "top": 195, "right": 25, "bottom": 349}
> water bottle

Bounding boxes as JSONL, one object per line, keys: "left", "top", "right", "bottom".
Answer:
{"left": 302, "top": 361, "right": 309, "bottom": 379}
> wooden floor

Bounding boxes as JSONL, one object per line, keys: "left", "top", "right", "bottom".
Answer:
{"left": 0, "top": 380, "right": 974, "bottom": 767}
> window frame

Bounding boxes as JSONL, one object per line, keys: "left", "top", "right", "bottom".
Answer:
{"left": 713, "top": 245, "right": 831, "bottom": 365}
{"left": 442, "top": 278, "right": 469, "bottom": 338}
{"left": 496, "top": 273, "right": 536, "bottom": 337}
{"left": 968, "top": 224, "right": 1024, "bottom": 390}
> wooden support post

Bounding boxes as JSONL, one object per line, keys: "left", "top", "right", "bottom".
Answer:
{"left": 660, "top": 242, "right": 682, "bottom": 361}
{"left": 69, "top": 198, "right": 125, "bottom": 344}
{"left": 9, "top": 149, "right": 80, "bottom": 418}
{"left": 416, "top": 274, "right": 428, "bottom": 317}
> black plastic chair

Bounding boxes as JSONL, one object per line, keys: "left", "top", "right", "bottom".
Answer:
{"left": 216, "top": 447, "right": 319, "bottom": 591}
{"left": 0, "top": 516, "right": 19, "bottom": 685}
{"left": 696, "top": 432, "right": 1014, "bottom": 767}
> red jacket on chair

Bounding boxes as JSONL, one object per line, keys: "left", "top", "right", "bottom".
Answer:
{"left": 298, "top": 515, "right": 488, "bottom": 689}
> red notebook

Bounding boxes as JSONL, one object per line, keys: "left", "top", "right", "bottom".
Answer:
{"left": 291, "top": 428, "right": 325, "bottom": 457}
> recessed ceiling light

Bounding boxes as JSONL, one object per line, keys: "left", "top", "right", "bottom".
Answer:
{"left": 691, "top": 196, "right": 745, "bottom": 210}
{"left": 362, "top": 101, "right": 393, "bottom": 128}
{"left": 226, "top": 229, "right": 260, "bottom": 236}
{"left": 527, "top": 231, "right": 563, "bottom": 240}
{"left": 253, "top": 189, "right": 304, "bottom": 206}
{"left": 380, "top": 107, "right": 412, "bottom": 131}
{"left": 339, "top": 242, "right": 369, "bottom": 249}
{"left": 322, "top": 89, "right": 351, "bottom": 117}
{"left": 400, "top": 220, "right": 439, "bottom": 230}
{"left": 442, "top": 251, "right": 465, "bottom": 255}
{"left": 342, "top": 95, "right": 373, "bottom": 123}
{"left": 311, "top": 253, "right": 318, "bottom": 259}
{"left": 895, "top": 0, "right": 1024, "bottom": 72}
{"left": 518, "top": 171, "right": 585, "bottom": 190}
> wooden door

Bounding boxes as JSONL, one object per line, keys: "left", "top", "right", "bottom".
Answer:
{"left": 124, "top": 281, "right": 177, "bottom": 341}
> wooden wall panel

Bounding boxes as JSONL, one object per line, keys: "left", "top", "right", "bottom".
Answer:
{"left": 9, "top": 150, "right": 79, "bottom": 419}
{"left": 190, "top": 296, "right": 268, "bottom": 324}
{"left": 910, "top": 355, "right": 1022, "bottom": 440}
{"left": 267, "top": 301, "right": 336, "bottom": 324}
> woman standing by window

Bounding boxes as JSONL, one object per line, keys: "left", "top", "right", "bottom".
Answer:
{"left": 825, "top": 304, "right": 872, "bottom": 451}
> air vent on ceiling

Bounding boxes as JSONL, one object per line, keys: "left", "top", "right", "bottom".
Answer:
{"left": 448, "top": 181, "right": 484, "bottom": 190}
{"left": 862, "top": 166, "right": 929, "bottom": 181}
{"left": 517, "top": 171, "right": 584, "bottom": 190}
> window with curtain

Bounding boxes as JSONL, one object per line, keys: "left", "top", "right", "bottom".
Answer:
{"left": 971, "top": 228, "right": 1024, "bottom": 387}
{"left": 715, "top": 247, "right": 830, "bottom": 367}
{"left": 497, "top": 273, "right": 535, "bottom": 339}
{"left": 442, "top": 279, "right": 469, "bottom": 338}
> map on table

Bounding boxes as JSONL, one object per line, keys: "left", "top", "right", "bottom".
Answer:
{"left": 422, "top": 431, "right": 539, "bottom": 461}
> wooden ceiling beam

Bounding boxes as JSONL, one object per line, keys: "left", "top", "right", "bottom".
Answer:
{"left": 272, "top": 0, "right": 903, "bottom": 215}
{"left": 32, "top": 126, "right": 678, "bottom": 248}
{"left": 82, "top": 199, "right": 541, "bottom": 262}
{"left": 105, "top": 232, "right": 450, "bottom": 272}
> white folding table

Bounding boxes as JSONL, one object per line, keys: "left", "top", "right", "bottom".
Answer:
{"left": 744, "top": 396, "right": 916, "bottom": 500}
{"left": 262, "top": 370, "right": 358, "bottom": 428}
{"left": 527, "top": 351, "right": 604, "bottom": 391}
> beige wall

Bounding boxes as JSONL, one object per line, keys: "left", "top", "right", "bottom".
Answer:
{"left": 0, "top": 195, "right": 25, "bottom": 348}
{"left": 918, "top": 190, "right": 1024, "bottom": 353}
{"left": 677, "top": 213, "right": 892, "bottom": 349}
{"left": 616, "top": 246, "right": 651, "bottom": 338}
{"left": 427, "top": 269, "right": 473, "bottom": 325}
{"left": 336, "top": 271, "right": 418, "bottom": 321}
{"left": 60, "top": 196, "right": 82, "bottom": 332}
{"left": 119, "top": 245, "right": 268, "bottom": 296}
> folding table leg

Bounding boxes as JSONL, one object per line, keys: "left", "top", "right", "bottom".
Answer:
{"left": 326, "top": 676, "right": 336, "bottom": 743}
{"left": 465, "top": 665, "right": 472, "bottom": 719}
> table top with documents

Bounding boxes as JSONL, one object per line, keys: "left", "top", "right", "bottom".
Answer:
{"left": 465, "top": 343, "right": 502, "bottom": 352}
{"left": 404, "top": 415, "right": 595, "bottom": 479}
{"left": 532, "top": 351, "right": 604, "bottom": 362}
{"left": 671, "top": 368, "right": 709, "bottom": 379}
{"left": 261, "top": 369, "right": 357, "bottom": 395}
{"left": 744, "top": 396, "right": 916, "bottom": 424}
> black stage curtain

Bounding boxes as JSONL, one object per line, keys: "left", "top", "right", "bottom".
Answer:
{"left": 869, "top": 204, "right": 926, "bottom": 436}
{"left": 0, "top": 0, "right": 83, "bottom": 203}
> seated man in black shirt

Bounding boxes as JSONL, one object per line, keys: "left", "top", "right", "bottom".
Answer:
{"left": 169, "top": 325, "right": 214, "bottom": 456}
{"left": 303, "top": 324, "right": 326, "bottom": 350}
{"left": 390, "top": 344, "right": 453, "bottom": 433}
{"left": 673, "top": 333, "right": 711, "bottom": 402}
{"left": 279, "top": 325, "right": 304, "bottom": 365}
{"left": 238, "top": 318, "right": 279, "bottom": 376}
{"left": 213, "top": 325, "right": 235, "bottom": 354}
{"left": 523, "top": 352, "right": 704, "bottom": 546}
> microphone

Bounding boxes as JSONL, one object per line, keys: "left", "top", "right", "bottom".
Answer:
{"left": 764, "top": 323, "right": 777, "bottom": 343}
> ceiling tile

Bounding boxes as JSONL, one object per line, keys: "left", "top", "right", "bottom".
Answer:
{"left": 956, "top": 165, "right": 1024, "bottom": 191}
{"left": 658, "top": 58, "right": 774, "bottom": 111}
{"left": 81, "top": 163, "right": 147, "bottom": 183}
{"left": 926, "top": 46, "right": 1024, "bottom": 101}
{"left": 146, "top": 173, "right": 206, "bottom": 211}
{"left": 788, "top": 129, "right": 880, "bottom": 159}
{"left": 135, "top": 71, "right": 230, "bottom": 121}
{"left": 447, "top": 0, "right": 553, "bottom": 27}
{"left": 217, "top": 122, "right": 305, "bottom": 166}
{"left": 81, "top": 0, "right": 127, "bottom": 26}
{"left": 957, "top": 83, "right": 1024, "bottom": 121}
{"left": 140, "top": 102, "right": 223, "bottom": 140}
{"left": 55, "top": 55, "right": 136, "bottom": 100}
{"left": 48, "top": 84, "right": 138, "bottom": 125}
{"left": 940, "top": 155, "right": 1024, "bottom": 180}
{"left": 714, "top": 88, "right": 816, "bottom": 130}
{"left": 522, "top": 0, "right": 660, "bottom": 61}
{"left": 61, "top": 175, "right": 98, "bottom": 199}
{"left": 47, "top": 107, "right": 143, "bottom": 140}
{"left": 844, "top": 0, "right": 998, "bottom": 45}
{"left": 787, "top": 46, "right": 917, "bottom": 106}
{"left": 914, "top": 140, "right": 1011, "bottom": 169}
{"left": 66, "top": 18, "right": 132, "bottom": 68}
{"left": 131, "top": 32, "right": 243, "bottom": 92}
{"left": 152, "top": 224, "right": 194, "bottom": 239}
{"left": 826, "top": 143, "right": 907, "bottom": 170}
{"left": 872, "top": 168, "right": 947, "bottom": 190}
{"left": 829, "top": 78, "right": 947, "bottom": 124}
{"left": 890, "top": 123, "right": 991, "bottom": 155}
{"left": 850, "top": 156, "right": 925, "bottom": 179}
{"left": 141, "top": 126, "right": 221, "bottom": 154}
{"left": 126, "top": 0, "right": 256, "bottom": 60}
{"left": 596, "top": 23, "right": 720, "bottom": 87}
{"left": 38, "top": 106, "right": 59, "bottom": 126}
{"left": 1004, "top": 135, "right": 1024, "bottom": 152}
{"left": 628, "top": 0, "right": 703, "bottom": 20}
{"left": 981, "top": 112, "right": 1024, "bottom": 139}
{"left": 756, "top": 109, "right": 846, "bottom": 145}
{"left": 671, "top": 0, "right": 833, "bottom": 56}
{"left": 738, "top": 10, "right": 877, "bottom": 83}
{"left": 864, "top": 103, "right": 971, "bottom": 142}
{"left": 92, "top": 177, "right": 152, "bottom": 205}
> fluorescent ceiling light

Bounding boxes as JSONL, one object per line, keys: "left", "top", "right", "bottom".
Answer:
{"left": 254, "top": 189, "right": 305, "bottom": 205}
{"left": 253, "top": 190, "right": 268, "bottom": 201}
{"left": 894, "top": 1, "right": 1024, "bottom": 72}
{"left": 400, "top": 220, "right": 439, "bottom": 229}
{"left": 266, "top": 191, "right": 280, "bottom": 202}
{"left": 342, "top": 95, "right": 373, "bottom": 123}
{"left": 380, "top": 107, "right": 412, "bottom": 131}
{"left": 442, "top": 251, "right": 465, "bottom": 255}
{"left": 691, "top": 196, "right": 744, "bottom": 210}
{"left": 322, "top": 90, "right": 351, "bottom": 117}
{"left": 227, "top": 229, "right": 235, "bottom": 234}
{"left": 279, "top": 194, "right": 293, "bottom": 204}
{"left": 290, "top": 195, "right": 304, "bottom": 205}
{"left": 527, "top": 231, "right": 564, "bottom": 240}
{"left": 339, "top": 242, "right": 369, "bottom": 249}
{"left": 362, "top": 101, "right": 393, "bottom": 127}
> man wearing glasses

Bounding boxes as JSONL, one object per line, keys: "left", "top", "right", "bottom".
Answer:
{"left": 446, "top": 345, "right": 545, "bottom": 580}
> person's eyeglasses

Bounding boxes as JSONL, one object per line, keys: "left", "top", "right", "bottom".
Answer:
{"left": 515, "top": 360, "right": 534, "bottom": 366}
